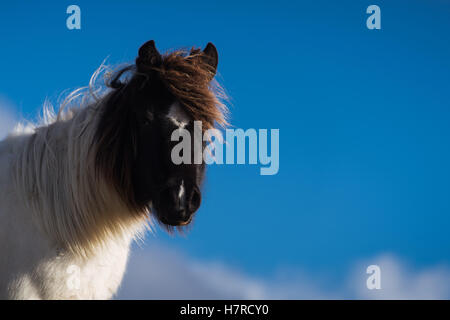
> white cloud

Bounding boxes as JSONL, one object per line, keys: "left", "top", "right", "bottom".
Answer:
{"left": 350, "top": 254, "right": 450, "bottom": 299}
{"left": 0, "top": 96, "right": 17, "bottom": 140}
{"left": 116, "top": 244, "right": 267, "bottom": 299}
{"left": 116, "top": 245, "right": 450, "bottom": 300}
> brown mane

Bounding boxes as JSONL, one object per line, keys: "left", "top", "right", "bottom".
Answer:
{"left": 138, "top": 47, "right": 228, "bottom": 130}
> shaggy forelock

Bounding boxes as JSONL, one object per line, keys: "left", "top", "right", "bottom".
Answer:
{"left": 136, "top": 47, "right": 228, "bottom": 130}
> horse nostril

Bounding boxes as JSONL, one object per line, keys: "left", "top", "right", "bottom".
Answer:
{"left": 188, "top": 188, "right": 201, "bottom": 214}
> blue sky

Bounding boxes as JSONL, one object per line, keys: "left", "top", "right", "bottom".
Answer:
{"left": 1, "top": 0, "right": 450, "bottom": 298}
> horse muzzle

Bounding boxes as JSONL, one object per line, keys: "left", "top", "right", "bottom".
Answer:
{"left": 155, "top": 182, "right": 202, "bottom": 226}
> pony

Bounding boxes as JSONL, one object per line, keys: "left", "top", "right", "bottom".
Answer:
{"left": 0, "top": 40, "right": 226, "bottom": 299}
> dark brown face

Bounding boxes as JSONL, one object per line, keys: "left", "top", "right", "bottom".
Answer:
{"left": 133, "top": 99, "right": 206, "bottom": 227}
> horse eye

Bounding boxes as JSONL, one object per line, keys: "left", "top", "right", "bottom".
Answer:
{"left": 142, "top": 111, "right": 154, "bottom": 125}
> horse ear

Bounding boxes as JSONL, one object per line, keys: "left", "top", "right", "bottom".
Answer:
{"left": 202, "top": 42, "right": 218, "bottom": 77}
{"left": 137, "top": 40, "right": 162, "bottom": 67}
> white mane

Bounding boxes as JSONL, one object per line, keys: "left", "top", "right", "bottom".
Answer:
{"left": 14, "top": 64, "right": 150, "bottom": 256}
{"left": 0, "top": 64, "right": 150, "bottom": 299}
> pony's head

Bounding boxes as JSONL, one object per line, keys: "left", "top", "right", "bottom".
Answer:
{"left": 95, "top": 40, "right": 226, "bottom": 229}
